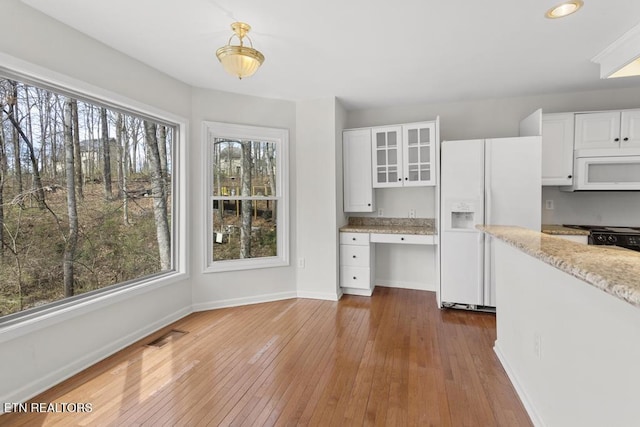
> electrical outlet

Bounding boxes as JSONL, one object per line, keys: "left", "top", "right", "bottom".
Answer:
{"left": 533, "top": 332, "right": 542, "bottom": 359}
{"left": 545, "top": 200, "right": 554, "bottom": 210}
{"left": 297, "top": 258, "right": 305, "bottom": 269}
{"left": 409, "top": 209, "right": 416, "bottom": 218}
{"left": 378, "top": 208, "right": 384, "bottom": 217}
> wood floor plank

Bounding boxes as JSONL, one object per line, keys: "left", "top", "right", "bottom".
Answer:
{"left": 0, "top": 289, "right": 532, "bottom": 426}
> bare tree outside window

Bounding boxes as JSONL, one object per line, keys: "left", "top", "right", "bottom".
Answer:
{"left": 211, "top": 138, "right": 278, "bottom": 262}
{"left": 0, "top": 76, "right": 175, "bottom": 319}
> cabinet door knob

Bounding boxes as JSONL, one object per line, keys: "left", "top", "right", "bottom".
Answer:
{"left": 568, "top": 175, "right": 572, "bottom": 179}
{"left": 353, "top": 276, "right": 357, "bottom": 280}
{"left": 398, "top": 178, "right": 402, "bottom": 181}
{"left": 352, "top": 237, "right": 356, "bottom": 241}
{"left": 624, "top": 137, "right": 629, "bottom": 141}
{"left": 401, "top": 237, "right": 405, "bottom": 241}
{"left": 367, "top": 203, "right": 371, "bottom": 206}
{"left": 615, "top": 138, "right": 620, "bottom": 142}
{"left": 352, "top": 255, "right": 356, "bottom": 258}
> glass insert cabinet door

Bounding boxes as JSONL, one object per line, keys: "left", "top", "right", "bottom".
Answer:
{"left": 371, "top": 122, "right": 437, "bottom": 188}
{"left": 372, "top": 126, "right": 402, "bottom": 188}
{"left": 403, "top": 122, "right": 436, "bottom": 186}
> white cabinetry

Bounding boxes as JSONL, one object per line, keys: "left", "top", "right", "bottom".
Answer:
{"left": 372, "top": 122, "right": 437, "bottom": 188}
{"left": 372, "top": 126, "right": 402, "bottom": 187}
{"left": 339, "top": 231, "right": 437, "bottom": 296}
{"left": 339, "top": 232, "right": 374, "bottom": 296}
{"left": 370, "top": 233, "right": 435, "bottom": 245}
{"left": 575, "top": 109, "right": 640, "bottom": 150}
{"left": 542, "top": 113, "right": 575, "bottom": 186}
{"left": 403, "top": 123, "right": 437, "bottom": 186}
{"left": 343, "top": 129, "right": 374, "bottom": 212}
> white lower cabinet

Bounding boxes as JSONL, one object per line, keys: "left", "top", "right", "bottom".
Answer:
{"left": 339, "top": 232, "right": 374, "bottom": 296}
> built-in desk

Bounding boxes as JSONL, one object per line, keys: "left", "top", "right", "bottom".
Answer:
{"left": 339, "top": 218, "right": 437, "bottom": 296}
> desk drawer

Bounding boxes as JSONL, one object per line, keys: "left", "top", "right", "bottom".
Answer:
{"left": 340, "top": 232, "right": 370, "bottom": 245}
{"left": 370, "top": 233, "right": 435, "bottom": 245}
{"left": 340, "top": 245, "right": 370, "bottom": 267}
{"left": 340, "top": 266, "right": 371, "bottom": 289}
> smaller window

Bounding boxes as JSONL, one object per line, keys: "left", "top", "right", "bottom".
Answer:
{"left": 204, "top": 122, "right": 289, "bottom": 272}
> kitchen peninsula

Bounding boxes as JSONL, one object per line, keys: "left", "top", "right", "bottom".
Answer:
{"left": 480, "top": 225, "right": 640, "bottom": 427}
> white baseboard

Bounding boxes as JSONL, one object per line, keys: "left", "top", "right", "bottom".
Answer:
{"left": 494, "top": 342, "right": 544, "bottom": 427}
{"left": 340, "top": 287, "right": 373, "bottom": 297}
{"left": 192, "top": 291, "right": 298, "bottom": 312}
{"left": 1, "top": 305, "right": 192, "bottom": 408}
{"left": 296, "top": 291, "right": 340, "bottom": 301}
{"left": 376, "top": 280, "right": 435, "bottom": 292}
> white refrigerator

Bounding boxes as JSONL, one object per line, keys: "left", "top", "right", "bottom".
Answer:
{"left": 439, "top": 137, "right": 541, "bottom": 309}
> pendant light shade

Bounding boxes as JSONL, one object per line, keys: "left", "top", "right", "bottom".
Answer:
{"left": 216, "top": 22, "right": 265, "bottom": 79}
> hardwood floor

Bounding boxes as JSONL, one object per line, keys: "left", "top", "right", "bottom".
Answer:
{"left": 0, "top": 288, "right": 532, "bottom": 426}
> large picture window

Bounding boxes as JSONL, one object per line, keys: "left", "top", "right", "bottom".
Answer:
{"left": 204, "top": 122, "right": 289, "bottom": 272}
{"left": 0, "top": 70, "right": 182, "bottom": 323}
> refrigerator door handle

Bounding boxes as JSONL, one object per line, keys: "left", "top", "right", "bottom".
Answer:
{"left": 484, "top": 235, "right": 492, "bottom": 306}
{"left": 484, "top": 140, "right": 492, "bottom": 226}
{"left": 477, "top": 232, "right": 485, "bottom": 305}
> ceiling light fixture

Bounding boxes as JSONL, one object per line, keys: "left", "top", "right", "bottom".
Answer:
{"left": 545, "top": 1, "right": 584, "bottom": 19}
{"left": 216, "top": 22, "right": 264, "bottom": 79}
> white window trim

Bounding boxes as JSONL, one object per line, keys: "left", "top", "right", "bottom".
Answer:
{"left": 0, "top": 52, "right": 189, "bottom": 338}
{"left": 203, "top": 121, "right": 290, "bottom": 273}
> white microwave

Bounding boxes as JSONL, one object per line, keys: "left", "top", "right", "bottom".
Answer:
{"left": 568, "top": 153, "right": 640, "bottom": 190}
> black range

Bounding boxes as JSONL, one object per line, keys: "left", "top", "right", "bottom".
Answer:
{"left": 563, "top": 225, "right": 640, "bottom": 252}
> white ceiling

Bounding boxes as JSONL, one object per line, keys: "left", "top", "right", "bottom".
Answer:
{"left": 21, "top": 0, "right": 640, "bottom": 110}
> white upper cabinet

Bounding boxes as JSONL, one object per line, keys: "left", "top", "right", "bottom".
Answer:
{"left": 575, "top": 109, "right": 640, "bottom": 150}
{"left": 403, "top": 122, "right": 436, "bottom": 186}
{"left": 621, "top": 110, "right": 640, "bottom": 147}
{"left": 372, "top": 126, "right": 403, "bottom": 187}
{"left": 542, "top": 113, "right": 575, "bottom": 186}
{"left": 343, "top": 129, "right": 375, "bottom": 212}
{"left": 372, "top": 122, "right": 436, "bottom": 188}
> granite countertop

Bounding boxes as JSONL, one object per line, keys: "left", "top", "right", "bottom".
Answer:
{"left": 541, "top": 224, "right": 590, "bottom": 236}
{"left": 340, "top": 217, "right": 436, "bottom": 235}
{"left": 479, "top": 225, "right": 640, "bottom": 308}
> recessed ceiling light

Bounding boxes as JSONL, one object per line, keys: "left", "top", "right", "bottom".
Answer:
{"left": 545, "top": 1, "right": 584, "bottom": 19}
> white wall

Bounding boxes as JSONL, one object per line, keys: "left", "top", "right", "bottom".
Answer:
{"left": 189, "top": 89, "right": 298, "bottom": 309}
{"left": 0, "top": 0, "right": 193, "bottom": 404}
{"left": 374, "top": 244, "right": 436, "bottom": 291}
{"left": 295, "top": 98, "right": 342, "bottom": 300}
{"left": 336, "top": 100, "right": 348, "bottom": 229}
{"left": 347, "top": 86, "right": 640, "bottom": 141}
{"left": 542, "top": 187, "right": 640, "bottom": 226}
{"left": 493, "top": 239, "right": 640, "bottom": 427}
{"left": 354, "top": 187, "right": 436, "bottom": 219}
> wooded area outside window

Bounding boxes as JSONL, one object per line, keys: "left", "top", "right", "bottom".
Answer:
{"left": 205, "top": 121, "right": 289, "bottom": 272}
{"left": 0, "top": 67, "right": 183, "bottom": 324}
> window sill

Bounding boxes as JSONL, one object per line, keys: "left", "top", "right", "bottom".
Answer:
{"left": 0, "top": 271, "right": 188, "bottom": 344}
{"left": 204, "top": 257, "right": 289, "bottom": 273}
